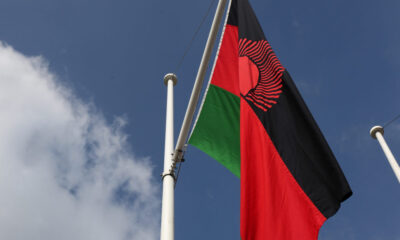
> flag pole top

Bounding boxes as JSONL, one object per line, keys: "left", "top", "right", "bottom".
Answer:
{"left": 370, "top": 125, "right": 384, "bottom": 139}
{"left": 164, "top": 73, "right": 178, "bottom": 86}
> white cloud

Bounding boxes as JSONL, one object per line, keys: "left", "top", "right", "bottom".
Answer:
{"left": 0, "top": 42, "right": 159, "bottom": 240}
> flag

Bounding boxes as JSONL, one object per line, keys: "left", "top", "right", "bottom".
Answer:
{"left": 188, "top": 0, "right": 352, "bottom": 239}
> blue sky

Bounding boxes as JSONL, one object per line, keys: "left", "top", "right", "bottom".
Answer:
{"left": 0, "top": 0, "right": 400, "bottom": 239}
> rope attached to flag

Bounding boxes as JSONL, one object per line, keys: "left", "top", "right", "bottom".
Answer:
{"left": 383, "top": 112, "right": 400, "bottom": 128}
{"left": 175, "top": 0, "right": 217, "bottom": 72}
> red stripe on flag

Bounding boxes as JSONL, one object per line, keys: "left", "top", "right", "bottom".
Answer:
{"left": 240, "top": 98, "right": 326, "bottom": 240}
{"left": 211, "top": 25, "right": 240, "bottom": 96}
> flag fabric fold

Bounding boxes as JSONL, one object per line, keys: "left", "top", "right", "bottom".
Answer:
{"left": 189, "top": 0, "right": 352, "bottom": 239}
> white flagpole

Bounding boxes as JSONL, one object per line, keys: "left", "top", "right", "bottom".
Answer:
{"left": 172, "top": 0, "right": 228, "bottom": 164}
{"left": 370, "top": 125, "right": 400, "bottom": 183}
{"left": 160, "top": 1, "right": 228, "bottom": 238}
{"left": 160, "top": 73, "right": 177, "bottom": 240}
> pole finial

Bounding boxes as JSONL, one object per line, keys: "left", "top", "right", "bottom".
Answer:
{"left": 370, "top": 125, "right": 384, "bottom": 139}
{"left": 164, "top": 73, "right": 178, "bottom": 86}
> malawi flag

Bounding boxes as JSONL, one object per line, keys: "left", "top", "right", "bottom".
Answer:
{"left": 189, "top": 0, "right": 352, "bottom": 239}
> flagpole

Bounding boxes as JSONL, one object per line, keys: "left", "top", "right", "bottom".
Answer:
{"left": 173, "top": 0, "right": 228, "bottom": 164}
{"left": 370, "top": 125, "right": 400, "bottom": 183}
{"left": 160, "top": 73, "right": 178, "bottom": 240}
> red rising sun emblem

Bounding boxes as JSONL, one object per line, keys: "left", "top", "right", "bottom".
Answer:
{"left": 238, "top": 38, "right": 285, "bottom": 111}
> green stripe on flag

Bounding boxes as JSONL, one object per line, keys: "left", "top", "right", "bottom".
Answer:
{"left": 189, "top": 84, "right": 240, "bottom": 177}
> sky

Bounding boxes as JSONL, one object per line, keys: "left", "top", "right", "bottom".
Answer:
{"left": 0, "top": 0, "right": 400, "bottom": 239}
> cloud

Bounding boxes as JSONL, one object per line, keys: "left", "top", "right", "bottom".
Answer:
{"left": 0, "top": 42, "right": 159, "bottom": 240}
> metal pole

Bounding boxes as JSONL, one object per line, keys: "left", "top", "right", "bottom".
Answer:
{"left": 370, "top": 125, "right": 400, "bottom": 183}
{"left": 160, "top": 73, "right": 178, "bottom": 240}
{"left": 173, "top": 0, "right": 228, "bottom": 164}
